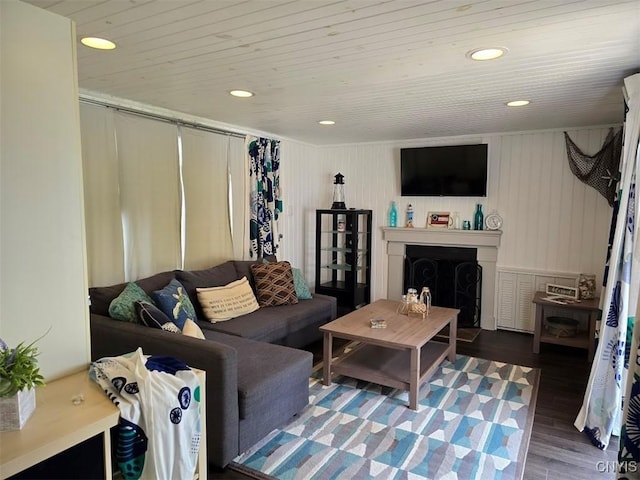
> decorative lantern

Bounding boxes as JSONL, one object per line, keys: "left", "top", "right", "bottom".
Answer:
{"left": 331, "top": 173, "right": 346, "bottom": 209}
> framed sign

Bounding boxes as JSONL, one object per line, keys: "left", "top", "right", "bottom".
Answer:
{"left": 426, "top": 211, "right": 452, "bottom": 229}
{"left": 545, "top": 283, "right": 579, "bottom": 299}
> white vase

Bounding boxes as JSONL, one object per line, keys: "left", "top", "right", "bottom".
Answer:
{"left": 0, "top": 387, "right": 36, "bottom": 431}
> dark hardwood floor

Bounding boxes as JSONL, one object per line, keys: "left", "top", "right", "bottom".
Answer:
{"left": 456, "top": 330, "right": 618, "bottom": 480}
{"left": 211, "top": 329, "right": 618, "bottom": 479}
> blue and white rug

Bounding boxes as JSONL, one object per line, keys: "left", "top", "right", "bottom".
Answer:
{"left": 233, "top": 354, "right": 539, "bottom": 480}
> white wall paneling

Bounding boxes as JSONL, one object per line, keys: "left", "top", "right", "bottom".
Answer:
{"left": 24, "top": 1, "right": 638, "bottom": 145}
{"left": 281, "top": 127, "right": 614, "bottom": 330}
{"left": 278, "top": 140, "right": 323, "bottom": 279}
{"left": 496, "top": 128, "right": 612, "bottom": 274}
{"left": 497, "top": 268, "right": 581, "bottom": 332}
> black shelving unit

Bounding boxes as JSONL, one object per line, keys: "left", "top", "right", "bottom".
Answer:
{"left": 315, "top": 209, "right": 372, "bottom": 315}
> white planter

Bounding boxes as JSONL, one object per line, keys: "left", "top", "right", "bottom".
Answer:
{"left": 0, "top": 387, "right": 36, "bottom": 431}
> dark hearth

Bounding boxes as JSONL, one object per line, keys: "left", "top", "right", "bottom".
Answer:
{"left": 404, "top": 245, "right": 482, "bottom": 327}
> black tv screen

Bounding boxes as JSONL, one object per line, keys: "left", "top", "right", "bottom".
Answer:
{"left": 400, "top": 144, "right": 488, "bottom": 197}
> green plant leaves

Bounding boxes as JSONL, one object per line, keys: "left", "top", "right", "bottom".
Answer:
{"left": 0, "top": 341, "right": 45, "bottom": 398}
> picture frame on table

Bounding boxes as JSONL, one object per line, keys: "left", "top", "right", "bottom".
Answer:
{"left": 426, "top": 211, "right": 452, "bottom": 229}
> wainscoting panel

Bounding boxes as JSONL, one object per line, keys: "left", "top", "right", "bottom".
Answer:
{"left": 495, "top": 129, "right": 612, "bottom": 275}
{"left": 278, "top": 126, "right": 615, "bottom": 329}
{"left": 497, "top": 268, "right": 582, "bottom": 332}
{"left": 516, "top": 274, "right": 536, "bottom": 333}
{"left": 278, "top": 140, "right": 323, "bottom": 279}
{"left": 497, "top": 272, "right": 517, "bottom": 330}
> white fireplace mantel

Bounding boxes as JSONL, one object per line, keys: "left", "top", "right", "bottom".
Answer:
{"left": 382, "top": 227, "right": 502, "bottom": 330}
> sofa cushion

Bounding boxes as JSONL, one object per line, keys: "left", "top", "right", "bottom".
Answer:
{"left": 236, "top": 343, "right": 310, "bottom": 449}
{"left": 200, "top": 299, "right": 325, "bottom": 344}
{"left": 250, "top": 261, "right": 298, "bottom": 307}
{"left": 90, "top": 282, "right": 127, "bottom": 317}
{"left": 231, "top": 256, "right": 276, "bottom": 288}
{"left": 153, "top": 279, "right": 197, "bottom": 330}
{"left": 196, "top": 277, "right": 259, "bottom": 322}
{"left": 136, "top": 271, "right": 179, "bottom": 296}
{"left": 89, "top": 271, "right": 176, "bottom": 316}
{"left": 108, "top": 282, "right": 155, "bottom": 323}
{"left": 135, "top": 300, "right": 172, "bottom": 328}
{"left": 203, "top": 331, "right": 311, "bottom": 419}
{"left": 291, "top": 268, "right": 312, "bottom": 300}
{"left": 175, "top": 261, "right": 239, "bottom": 319}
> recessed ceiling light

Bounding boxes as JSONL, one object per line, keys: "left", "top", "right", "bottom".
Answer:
{"left": 318, "top": 120, "right": 335, "bottom": 125}
{"left": 229, "top": 90, "right": 254, "bottom": 98}
{"left": 467, "top": 47, "right": 507, "bottom": 61}
{"left": 506, "top": 100, "right": 530, "bottom": 107}
{"left": 80, "top": 37, "right": 116, "bottom": 50}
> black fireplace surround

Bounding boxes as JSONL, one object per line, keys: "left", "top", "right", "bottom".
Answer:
{"left": 403, "top": 245, "right": 482, "bottom": 327}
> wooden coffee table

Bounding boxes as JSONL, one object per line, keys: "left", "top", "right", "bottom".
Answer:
{"left": 320, "top": 299, "right": 459, "bottom": 410}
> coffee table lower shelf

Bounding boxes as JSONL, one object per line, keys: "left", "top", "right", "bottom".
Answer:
{"left": 330, "top": 341, "right": 450, "bottom": 394}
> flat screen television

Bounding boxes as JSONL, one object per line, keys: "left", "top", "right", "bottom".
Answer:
{"left": 401, "top": 144, "right": 488, "bottom": 197}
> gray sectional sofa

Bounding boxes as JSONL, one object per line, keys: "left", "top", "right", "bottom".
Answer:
{"left": 88, "top": 260, "right": 337, "bottom": 469}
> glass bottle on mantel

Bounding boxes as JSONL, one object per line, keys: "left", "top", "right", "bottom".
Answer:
{"left": 451, "top": 211, "right": 460, "bottom": 230}
{"left": 473, "top": 204, "right": 484, "bottom": 230}
{"left": 388, "top": 201, "right": 398, "bottom": 227}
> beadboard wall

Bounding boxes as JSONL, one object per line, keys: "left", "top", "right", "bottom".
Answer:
{"left": 279, "top": 126, "right": 617, "bottom": 330}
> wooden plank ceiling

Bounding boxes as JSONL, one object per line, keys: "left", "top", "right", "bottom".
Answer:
{"left": 25, "top": 0, "right": 640, "bottom": 144}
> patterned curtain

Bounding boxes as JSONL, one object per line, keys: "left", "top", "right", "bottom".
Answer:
{"left": 247, "top": 136, "right": 282, "bottom": 259}
{"left": 574, "top": 74, "right": 640, "bottom": 461}
{"left": 616, "top": 74, "right": 640, "bottom": 478}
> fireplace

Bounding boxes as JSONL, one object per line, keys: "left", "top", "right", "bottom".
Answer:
{"left": 404, "top": 245, "right": 482, "bottom": 327}
{"left": 382, "top": 228, "right": 501, "bottom": 330}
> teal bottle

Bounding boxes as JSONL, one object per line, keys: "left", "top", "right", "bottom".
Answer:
{"left": 388, "top": 201, "right": 398, "bottom": 227}
{"left": 473, "top": 204, "right": 484, "bottom": 230}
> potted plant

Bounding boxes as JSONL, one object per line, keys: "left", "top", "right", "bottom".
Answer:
{"left": 0, "top": 337, "right": 45, "bottom": 430}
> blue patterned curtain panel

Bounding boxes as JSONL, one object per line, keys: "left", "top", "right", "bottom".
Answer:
{"left": 615, "top": 74, "right": 640, "bottom": 479}
{"left": 574, "top": 74, "right": 640, "bottom": 465}
{"left": 247, "top": 136, "right": 282, "bottom": 259}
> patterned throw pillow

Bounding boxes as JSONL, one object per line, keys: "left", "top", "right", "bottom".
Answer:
{"left": 250, "top": 261, "right": 299, "bottom": 307}
{"left": 161, "top": 322, "right": 181, "bottom": 334}
{"left": 135, "top": 301, "right": 172, "bottom": 329}
{"left": 153, "top": 279, "right": 197, "bottom": 330}
{"left": 196, "top": 277, "right": 260, "bottom": 322}
{"left": 108, "top": 282, "right": 154, "bottom": 322}
{"left": 291, "top": 268, "right": 312, "bottom": 300}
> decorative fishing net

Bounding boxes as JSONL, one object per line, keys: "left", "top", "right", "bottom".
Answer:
{"left": 564, "top": 128, "right": 622, "bottom": 206}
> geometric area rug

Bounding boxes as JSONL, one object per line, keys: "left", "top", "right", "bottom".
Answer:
{"left": 232, "top": 354, "right": 540, "bottom": 480}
